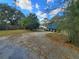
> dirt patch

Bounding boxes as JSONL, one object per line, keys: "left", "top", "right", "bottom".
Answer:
{"left": 1, "top": 32, "right": 79, "bottom": 59}
{"left": 46, "top": 33, "right": 67, "bottom": 45}
{"left": 46, "top": 32, "right": 79, "bottom": 52}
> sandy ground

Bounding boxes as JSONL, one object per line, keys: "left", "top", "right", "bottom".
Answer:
{"left": 0, "top": 32, "right": 79, "bottom": 59}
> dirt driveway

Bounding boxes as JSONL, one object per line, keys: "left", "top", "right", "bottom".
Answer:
{"left": 0, "top": 32, "right": 79, "bottom": 59}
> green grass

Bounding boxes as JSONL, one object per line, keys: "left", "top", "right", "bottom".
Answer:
{"left": 0, "top": 30, "right": 31, "bottom": 36}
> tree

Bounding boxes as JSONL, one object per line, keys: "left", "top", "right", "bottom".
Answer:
{"left": 58, "top": 0, "right": 79, "bottom": 46}
{"left": 19, "top": 13, "right": 40, "bottom": 30}
{"left": 0, "top": 4, "right": 25, "bottom": 25}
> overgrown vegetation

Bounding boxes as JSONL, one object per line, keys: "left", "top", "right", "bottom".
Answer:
{"left": 58, "top": 0, "right": 79, "bottom": 46}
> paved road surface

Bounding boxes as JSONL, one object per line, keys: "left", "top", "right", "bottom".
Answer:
{"left": 0, "top": 32, "right": 79, "bottom": 59}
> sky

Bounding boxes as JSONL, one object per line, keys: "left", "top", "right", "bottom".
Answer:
{"left": 0, "top": 0, "right": 65, "bottom": 21}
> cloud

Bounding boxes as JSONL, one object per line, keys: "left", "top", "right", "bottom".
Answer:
{"left": 15, "top": 0, "right": 64, "bottom": 20}
{"left": 35, "top": 3, "right": 39, "bottom": 9}
{"left": 16, "top": 0, "right": 32, "bottom": 12}
{"left": 36, "top": 11, "right": 42, "bottom": 16}
{"left": 49, "top": 8, "right": 63, "bottom": 17}
{"left": 47, "top": 0, "right": 53, "bottom": 3}
{"left": 36, "top": 11, "right": 47, "bottom": 21}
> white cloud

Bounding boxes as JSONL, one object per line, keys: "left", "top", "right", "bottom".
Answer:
{"left": 47, "top": 0, "right": 53, "bottom": 3}
{"left": 49, "top": 8, "right": 63, "bottom": 17}
{"left": 36, "top": 11, "right": 42, "bottom": 16}
{"left": 36, "top": 11, "right": 47, "bottom": 22}
{"left": 36, "top": 3, "right": 39, "bottom": 9}
{"left": 47, "top": 0, "right": 51, "bottom": 3}
{"left": 16, "top": 0, "right": 32, "bottom": 12}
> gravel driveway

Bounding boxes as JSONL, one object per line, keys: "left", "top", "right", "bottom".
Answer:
{"left": 0, "top": 32, "right": 79, "bottom": 59}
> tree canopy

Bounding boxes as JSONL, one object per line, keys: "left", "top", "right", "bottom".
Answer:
{"left": 58, "top": 0, "right": 79, "bottom": 46}
{"left": 0, "top": 4, "right": 25, "bottom": 25}
{"left": 19, "top": 13, "right": 40, "bottom": 30}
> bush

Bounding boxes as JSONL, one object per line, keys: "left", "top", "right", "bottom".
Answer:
{"left": 19, "top": 13, "right": 40, "bottom": 30}
{"left": 58, "top": 0, "right": 79, "bottom": 46}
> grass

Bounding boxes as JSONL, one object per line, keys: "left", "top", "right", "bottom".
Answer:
{"left": 0, "top": 30, "right": 31, "bottom": 36}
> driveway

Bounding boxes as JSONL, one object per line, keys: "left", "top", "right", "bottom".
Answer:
{"left": 0, "top": 32, "right": 79, "bottom": 59}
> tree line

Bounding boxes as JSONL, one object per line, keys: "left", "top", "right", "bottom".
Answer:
{"left": 0, "top": 4, "right": 40, "bottom": 30}
{"left": 57, "top": 0, "right": 79, "bottom": 46}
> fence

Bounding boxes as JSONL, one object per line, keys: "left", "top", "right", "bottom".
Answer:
{"left": 0, "top": 25, "right": 20, "bottom": 30}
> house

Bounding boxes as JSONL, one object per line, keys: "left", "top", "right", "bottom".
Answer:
{"left": 47, "top": 23, "right": 57, "bottom": 32}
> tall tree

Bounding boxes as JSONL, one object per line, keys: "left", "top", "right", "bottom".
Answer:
{"left": 58, "top": 0, "right": 79, "bottom": 46}
{"left": 19, "top": 13, "right": 40, "bottom": 30}
{"left": 0, "top": 4, "right": 25, "bottom": 25}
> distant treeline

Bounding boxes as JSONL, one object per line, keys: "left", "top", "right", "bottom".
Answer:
{"left": 0, "top": 4, "right": 40, "bottom": 30}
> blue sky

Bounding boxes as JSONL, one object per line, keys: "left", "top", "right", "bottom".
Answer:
{"left": 0, "top": 0, "right": 64, "bottom": 21}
